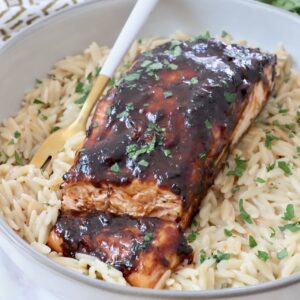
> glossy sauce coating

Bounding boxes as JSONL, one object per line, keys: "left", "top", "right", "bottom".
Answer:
{"left": 52, "top": 210, "right": 192, "bottom": 277}
{"left": 64, "top": 38, "right": 276, "bottom": 211}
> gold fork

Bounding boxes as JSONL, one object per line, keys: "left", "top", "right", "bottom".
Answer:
{"left": 30, "top": 0, "right": 158, "bottom": 171}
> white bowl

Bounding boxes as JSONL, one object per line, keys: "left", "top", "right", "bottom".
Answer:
{"left": 1, "top": 0, "right": 300, "bottom": 299}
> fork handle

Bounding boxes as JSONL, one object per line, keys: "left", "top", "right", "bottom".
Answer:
{"left": 74, "top": 0, "right": 158, "bottom": 128}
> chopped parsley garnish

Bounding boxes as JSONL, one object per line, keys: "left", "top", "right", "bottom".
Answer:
{"left": 231, "top": 186, "right": 240, "bottom": 194}
{"left": 190, "top": 77, "right": 199, "bottom": 85}
{"left": 221, "top": 30, "right": 230, "bottom": 38}
{"left": 279, "top": 222, "right": 300, "bottom": 232}
{"left": 187, "top": 231, "right": 197, "bottom": 242}
{"left": 8, "top": 139, "right": 14, "bottom": 145}
{"left": 205, "top": 119, "right": 212, "bottom": 129}
{"left": 297, "top": 146, "right": 300, "bottom": 155}
{"left": 272, "top": 120, "right": 280, "bottom": 127}
{"left": 239, "top": 199, "right": 253, "bottom": 224}
{"left": 249, "top": 235, "right": 257, "bottom": 248}
{"left": 270, "top": 227, "right": 276, "bottom": 238}
{"left": 106, "top": 106, "right": 113, "bottom": 115}
{"left": 87, "top": 72, "right": 93, "bottom": 83}
{"left": 279, "top": 108, "right": 288, "bottom": 114}
{"left": 213, "top": 251, "right": 230, "bottom": 263}
{"left": 224, "top": 229, "right": 233, "bottom": 237}
{"left": 278, "top": 161, "right": 292, "bottom": 175}
{"left": 255, "top": 177, "right": 266, "bottom": 184}
{"left": 168, "top": 63, "right": 178, "bottom": 70}
{"left": 163, "top": 91, "right": 173, "bottom": 98}
{"left": 138, "top": 160, "right": 149, "bottom": 167}
{"left": 199, "top": 250, "right": 207, "bottom": 263}
{"left": 199, "top": 151, "right": 207, "bottom": 160}
{"left": 74, "top": 95, "right": 87, "bottom": 105}
{"left": 110, "top": 163, "right": 120, "bottom": 173}
{"left": 170, "top": 40, "right": 181, "bottom": 49}
{"left": 227, "top": 156, "right": 248, "bottom": 177}
{"left": 265, "top": 132, "right": 279, "bottom": 149}
{"left": 14, "top": 152, "right": 24, "bottom": 166}
{"left": 282, "top": 204, "right": 295, "bottom": 221}
{"left": 14, "top": 131, "right": 21, "bottom": 139}
{"left": 277, "top": 248, "right": 288, "bottom": 260}
{"left": 266, "top": 162, "right": 276, "bottom": 172}
{"left": 224, "top": 92, "right": 236, "bottom": 104}
{"left": 143, "top": 232, "right": 153, "bottom": 241}
{"left": 33, "top": 98, "right": 44, "bottom": 105}
{"left": 285, "top": 123, "right": 294, "bottom": 130}
{"left": 146, "top": 62, "right": 163, "bottom": 72}
{"left": 194, "top": 31, "right": 211, "bottom": 41}
{"left": 147, "top": 122, "right": 165, "bottom": 134}
{"left": 35, "top": 79, "right": 42, "bottom": 84}
{"left": 162, "top": 149, "right": 172, "bottom": 157}
{"left": 117, "top": 102, "right": 134, "bottom": 120}
{"left": 108, "top": 77, "right": 116, "bottom": 87}
{"left": 95, "top": 66, "right": 101, "bottom": 76}
{"left": 256, "top": 250, "right": 269, "bottom": 262}
{"left": 141, "top": 60, "right": 152, "bottom": 68}
{"left": 126, "top": 136, "right": 156, "bottom": 161}
{"left": 123, "top": 73, "right": 140, "bottom": 82}
{"left": 75, "top": 81, "right": 84, "bottom": 93}
{"left": 91, "top": 122, "right": 98, "bottom": 129}
{"left": 50, "top": 126, "right": 60, "bottom": 133}
{"left": 165, "top": 45, "right": 182, "bottom": 57}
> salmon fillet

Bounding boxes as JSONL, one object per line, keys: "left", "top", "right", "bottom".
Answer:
{"left": 48, "top": 211, "right": 192, "bottom": 288}
{"left": 61, "top": 38, "right": 276, "bottom": 228}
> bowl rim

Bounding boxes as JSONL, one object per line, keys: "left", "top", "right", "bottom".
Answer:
{"left": 1, "top": 0, "right": 300, "bottom": 297}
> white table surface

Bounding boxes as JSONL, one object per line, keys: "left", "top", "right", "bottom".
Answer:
{"left": 0, "top": 248, "right": 60, "bottom": 300}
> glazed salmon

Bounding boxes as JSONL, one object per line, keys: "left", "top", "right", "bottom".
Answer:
{"left": 61, "top": 38, "right": 276, "bottom": 228}
{"left": 48, "top": 211, "right": 192, "bottom": 288}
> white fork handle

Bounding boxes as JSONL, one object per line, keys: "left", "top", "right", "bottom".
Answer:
{"left": 100, "top": 0, "right": 158, "bottom": 77}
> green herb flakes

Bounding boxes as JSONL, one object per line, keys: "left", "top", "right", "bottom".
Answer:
{"left": 279, "top": 108, "right": 288, "bottom": 114}
{"left": 168, "top": 63, "right": 178, "bottom": 70}
{"left": 199, "top": 151, "right": 207, "bottom": 160}
{"left": 74, "top": 95, "right": 87, "bottom": 105}
{"left": 106, "top": 106, "right": 113, "bottom": 116}
{"left": 124, "top": 73, "right": 140, "bottom": 82}
{"left": 255, "top": 177, "right": 266, "bottom": 184}
{"left": 205, "top": 119, "right": 212, "bottom": 129}
{"left": 278, "top": 161, "right": 292, "bottom": 175}
{"left": 195, "top": 31, "right": 211, "bottom": 41}
{"left": 138, "top": 160, "right": 149, "bottom": 167}
{"left": 249, "top": 235, "right": 257, "bottom": 248}
{"left": 75, "top": 81, "right": 84, "bottom": 93}
{"left": 190, "top": 77, "right": 199, "bottom": 85}
{"left": 163, "top": 91, "right": 173, "bottom": 98}
{"left": 146, "top": 62, "right": 163, "bottom": 72}
{"left": 256, "top": 250, "right": 269, "bottom": 262}
{"left": 50, "top": 126, "right": 60, "bottom": 133}
{"left": 144, "top": 232, "right": 153, "bottom": 242}
{"left": 199, "top": 250, "right": 207, "bottom": 263}
{"left": 110, "top": 163, "right": 120, "bottom": 173}
{"left": 35, "top": 79, "right": 42, "bottom": 85}
{"left": 14, "top": 152, "right": 24, "bottom": 166}
{"left": 227, "top": 156, "right": 248, "bottom": 177}
{"left": 282, "top": 204, "right": 295, "bottom": 221}
{"left": 266, "top": 162, "right": 276, "bottom": 172}
{"left": 239, "top": 199, "right": 253, "bottom": 224}
{"left": 231, "top": 186, "right": 240, "bottom": 194}
{"left": 224, "top": 229, "right": 233, "bottom": 237}
{"left": 224, "top": 92, "right": 235, "bottom": 104}
{"left": 162, "top": 149, "right": 172, "bottom": 157}
{"left": 33, "top": 99, "right": 44, "bottom": 105}
{"left": 8, "top": 139, "right": 14, "bottom": 145}
{"left": 14, "top": 131, "right": 21, "bottom": 139}
{"left": 270, "top": 227, "right": 276, "bottom": 238}
{"left": 91, "top": 122, "right": 98, "bottom": 129}
{"left": 221, "top": 30, "right": 230, "bottom": 38}
{"left": 213, "top": 251, "right": 230, "bottom": 263}
{"left": 141, "top": 60, "right": 152, "bottom": 68}
{"left": 265, "top": 132, "right": 279, "bottom": 149}
{"left": 187, "top": 232, "right": 197, "bottom": 242}
{"left": 277, "top": 248, "right": 288, "bottom": 260}
{"left": 279, "top": 222, "right": 300, "bottom": 233}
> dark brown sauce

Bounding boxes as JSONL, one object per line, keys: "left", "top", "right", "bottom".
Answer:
{"left": 64, "top": 38, "right": 276, "bottom": 210}
{"left": 54, "top": 210, "right": 192, "bottom": 275}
